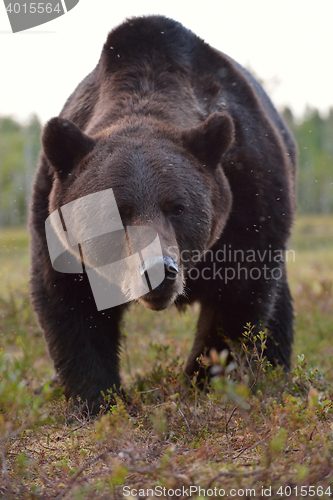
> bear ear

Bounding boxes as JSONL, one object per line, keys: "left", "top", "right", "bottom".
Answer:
{"left": 42, "top": 117, "right": 95, "bottom": 180}
{"left": 181, "top": 112, "right": 235, "bottom": 168}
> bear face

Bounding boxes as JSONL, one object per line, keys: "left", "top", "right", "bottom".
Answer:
{"left": 43, "top": 113, "right": 234, "bottom": 311}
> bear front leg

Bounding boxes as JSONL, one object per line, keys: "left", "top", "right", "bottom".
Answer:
{"left": 185, "top": 275, "right": 294, "bottom": 382}
{"left": 265, "top": 277, "right": 294, "bottom": 369}
{"left": 184, "top": 304, "right": 229, "bottom": 380}
{"left": 31, "top": 269, "right": 126, "bottom": 414}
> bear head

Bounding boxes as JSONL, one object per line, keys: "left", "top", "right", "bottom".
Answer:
{"left": 42, "top": 112, "right": 234, "bottom": 310}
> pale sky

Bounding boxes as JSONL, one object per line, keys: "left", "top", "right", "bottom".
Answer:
{"left": 1, "top": 0, "right": 333, "bottom": 125}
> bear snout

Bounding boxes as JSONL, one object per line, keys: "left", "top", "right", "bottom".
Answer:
{"left": 139, "top": 254, "right": 183, "bottom": 311}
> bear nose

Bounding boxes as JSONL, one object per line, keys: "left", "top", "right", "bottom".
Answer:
{"left": 163, "top": 255, "right": 178, "bottom": 279}
{"left": 139, "top": 255, "right": 178, "bottom": 281}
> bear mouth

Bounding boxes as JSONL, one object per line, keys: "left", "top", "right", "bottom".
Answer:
{"left": 139, "top": 276, "right": 182, "bottom": 311}
{"left": 139, "top": 291, "right": 178, "bottom": 311}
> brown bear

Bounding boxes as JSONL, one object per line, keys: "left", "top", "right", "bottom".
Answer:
{"left": 30, "top": 15, "right": 296, "bottom": 412}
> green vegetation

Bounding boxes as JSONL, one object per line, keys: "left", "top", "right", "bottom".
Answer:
{"left": 1, "top": 217, "right": 333, "bottom": 498}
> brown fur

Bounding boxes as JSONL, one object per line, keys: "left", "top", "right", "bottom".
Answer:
{"left": 30, "top": 15, "right": 296, "bottom": 412}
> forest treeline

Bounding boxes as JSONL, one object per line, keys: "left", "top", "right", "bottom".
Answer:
{"left": 0, "top": 115, "right": 41, "bottom": 227}
{"left": 0, "top": 108, "right": 332, "bottom": 227}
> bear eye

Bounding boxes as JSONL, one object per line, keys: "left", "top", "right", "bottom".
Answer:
{"left": 171, "top": 206, "right": 184, "bottom": 217}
